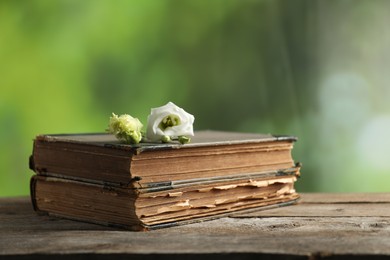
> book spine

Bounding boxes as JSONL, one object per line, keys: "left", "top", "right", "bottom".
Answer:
{"left": 30, "top": 176, "right": 47, "bottom": 216}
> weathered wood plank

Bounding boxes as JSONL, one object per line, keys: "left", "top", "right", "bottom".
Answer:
{"left": 231, "top": 203, "right": 390, "bottom": 217}
{"left": 1, "top": 195, "right": 390, "bottom": 259}
{"left": 231, "top": 193, "right": 390, "bottom": 217}
{"left": 300, "top": 193, "right": 390, "bottom": 203}
{"left": 1, "top": 216, "right": 390, "bottom": 257}
{"left": 0, "top": 197, "right": 113, "bottom": 232}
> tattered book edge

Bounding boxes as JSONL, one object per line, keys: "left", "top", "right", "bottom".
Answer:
{"left": 32, "top": 165, "right": 301, "bottom": 193}
{"left": 30, "top": 183, "right": 300, "bottom": 232}
{"left": 147, "top": 196, "right": 300, "bottom": 230}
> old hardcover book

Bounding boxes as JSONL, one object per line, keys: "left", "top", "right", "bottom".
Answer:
{"left": 30, "top": 130, "right": 299, "bottom": 188}
{"left": 30, "top": 170, "right": 300, "bottom": 231}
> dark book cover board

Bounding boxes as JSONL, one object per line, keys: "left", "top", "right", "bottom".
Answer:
{"left": 32, "top": 130, "right": 297, "bottom": 150}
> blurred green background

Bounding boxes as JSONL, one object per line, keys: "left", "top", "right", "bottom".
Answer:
{"left": 1, "top": 0, "right": 390, "bottom": 197}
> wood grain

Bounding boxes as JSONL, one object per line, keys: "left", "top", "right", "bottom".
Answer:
{"left": 1, "top": 194, "right": 390, "bottom": 259}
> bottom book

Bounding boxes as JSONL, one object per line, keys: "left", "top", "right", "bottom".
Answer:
{"left": 30, "top": 174, "right": 300, "bottom": 231}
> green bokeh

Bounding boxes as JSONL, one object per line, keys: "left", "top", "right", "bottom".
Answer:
{"left": 1, "top": 0, "right": 390, "bottom": 196}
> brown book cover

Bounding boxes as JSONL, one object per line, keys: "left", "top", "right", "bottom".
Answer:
{"left": 30, "top": 173, "right": 300, "bottom": 231}
{"left": 30, "top": 130, "right": 299, "bottom": 188}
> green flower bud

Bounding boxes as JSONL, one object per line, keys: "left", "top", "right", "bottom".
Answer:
{"left": 178, "top": 135, "right": 191, "bottom": 144}
{"left": 161, "top": 135, "right": 171, "bottom": 143}
{"left": 108, "top": 113, "right": 143, "bottom": 144}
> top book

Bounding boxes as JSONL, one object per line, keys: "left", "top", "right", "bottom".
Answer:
{"left": 30, "top": 130, "right": 298, "bottom": 189}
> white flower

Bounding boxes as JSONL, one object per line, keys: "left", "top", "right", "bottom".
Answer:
{"left": 108, "top": 113, "right": 143, "bottom": 144}
{"left": 146, "top": 102, "right": 194, "bottom": 143}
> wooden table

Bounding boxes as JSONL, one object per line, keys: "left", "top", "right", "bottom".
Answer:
{"left": 1, "top": 193, "right": 390, "bottom": 259}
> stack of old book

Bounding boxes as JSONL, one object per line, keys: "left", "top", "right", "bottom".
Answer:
{"left": 29, "top": 130, "right": 301, "bottom": 231}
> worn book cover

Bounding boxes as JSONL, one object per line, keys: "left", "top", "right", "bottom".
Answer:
{"left": 30, "top": 130, "right": 299, "bottom": 189}
{"left": 31, "top": 172, "right": 300, "bottom": 231}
